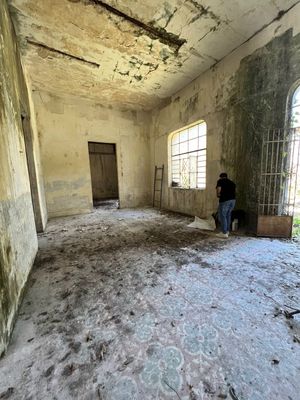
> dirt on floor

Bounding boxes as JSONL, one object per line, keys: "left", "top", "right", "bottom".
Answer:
{"left": 0, "top": 207, "right": 299, "bottom": 400}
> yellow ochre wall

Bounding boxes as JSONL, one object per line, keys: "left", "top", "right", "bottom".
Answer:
{"left": 150, "top": 4, "right": 300, "bottom": 219}
{"left": 0, "top": 0, "right": 43, "bottom": 355}
{"left": 33, "top": 91, "right": 152, "bottom": 218}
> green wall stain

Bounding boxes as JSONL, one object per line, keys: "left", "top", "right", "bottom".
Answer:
{"left": 223, "top": 30, "right": 300, "bottom": 222}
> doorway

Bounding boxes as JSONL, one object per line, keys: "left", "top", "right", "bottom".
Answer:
{"left": 289, "top": 84, "right": 300, "bottom": 237}
{"left": 288, "top": 128, "right": 300, "bottom": 237}
{"left": 88, "top": 142, "right": 119, "bottom": 208}
{"left": 257, "top": 127, "right": 300, "bottom": 238}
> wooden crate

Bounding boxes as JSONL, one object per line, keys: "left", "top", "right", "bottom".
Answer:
{"left": 257, "top": 215, "right": 293, "bottom": 238}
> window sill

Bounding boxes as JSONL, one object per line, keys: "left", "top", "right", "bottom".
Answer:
{"left": 169, "top": 186, "right": 206, "bottom": 191}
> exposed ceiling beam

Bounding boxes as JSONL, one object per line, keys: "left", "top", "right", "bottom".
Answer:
{"left": 27, "top": 39, "right": 101, "bottom": 68}
{"left": 85, "top": 0, "right": 186, "bottom": 53}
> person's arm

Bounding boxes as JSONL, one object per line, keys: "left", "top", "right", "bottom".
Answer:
{"left": 216, "top": 186, "right": 221, "bottom": 198}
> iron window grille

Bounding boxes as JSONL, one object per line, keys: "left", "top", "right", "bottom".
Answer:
{"left": 171, "top": 121, "right": 207, "bottom": 189}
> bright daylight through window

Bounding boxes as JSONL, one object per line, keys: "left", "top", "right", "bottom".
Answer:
{"left": 291, "top": 84, "right": 300, "bottom": 128}
{"left": 170, "top": 121, "right": 207, "bottom": 189}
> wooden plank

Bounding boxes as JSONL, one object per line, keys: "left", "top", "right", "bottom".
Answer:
{"left": 257, "top": 216, "right": 293, "bottom": 238}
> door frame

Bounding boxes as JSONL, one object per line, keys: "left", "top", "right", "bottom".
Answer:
{"left": 87, "top": 141, "right": 120, "bottom": 205}
{"left": 21, "top": 111, "right": 44, "bottom": 232}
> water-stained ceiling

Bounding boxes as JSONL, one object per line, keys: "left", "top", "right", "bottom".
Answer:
{"left": 9, "top": 0, "right": 299, "bottom": 110}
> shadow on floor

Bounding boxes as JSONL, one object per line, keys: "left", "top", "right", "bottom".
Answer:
{"left": 93, "top": 198, "right": 119, "bottom": 210}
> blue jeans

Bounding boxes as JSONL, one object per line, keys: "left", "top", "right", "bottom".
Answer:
{"left": 218, "top": 200, "right": 236, "bottom": 233}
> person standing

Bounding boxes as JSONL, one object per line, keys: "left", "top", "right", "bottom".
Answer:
{"left": 216, "top": 173, "right": 236, "bottom": 238}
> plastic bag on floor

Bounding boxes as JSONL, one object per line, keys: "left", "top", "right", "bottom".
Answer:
{"left": 188, "top": 216, "right": 216, "bottom": 231}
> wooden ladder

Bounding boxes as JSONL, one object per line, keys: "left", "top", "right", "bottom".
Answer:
{"left": 153, "top": 165, "right": 164, "bottom": 208}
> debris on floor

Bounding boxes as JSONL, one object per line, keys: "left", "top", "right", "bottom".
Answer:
{"left": 229, "top": 386, "right": 240, "bottom": 400}
{"left": 187, "top": 215, "right": 216, "bottom": 231}
{"left": 0, "top": 207, "right": 299, "bottom": 399}
{"left": 284, "top": 308, "right": 300, "bottom": 319}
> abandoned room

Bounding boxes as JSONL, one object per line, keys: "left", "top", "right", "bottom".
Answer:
{"left": 1, "top": 0, "right": 300, "bottom": 398}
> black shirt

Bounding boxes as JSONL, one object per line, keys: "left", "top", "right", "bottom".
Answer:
{"left": 216, "top": 178, "right": 236, "bottom": 203}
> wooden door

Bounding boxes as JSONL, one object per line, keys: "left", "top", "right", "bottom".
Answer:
{"left": 88, "top": 142, "right": 118, "bottom": 201}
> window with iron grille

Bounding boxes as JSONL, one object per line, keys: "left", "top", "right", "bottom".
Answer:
{"left": 170, "top": 121, "right": 207, "bottom": 189}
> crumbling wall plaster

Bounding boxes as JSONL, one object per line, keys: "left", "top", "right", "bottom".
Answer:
{"left": 223, "top": 29, "right": 300, "bottom": 225}
{"left": 24, "top": 73, "right": 48, "bottom": 229}
{"left": 0, "top": 0, "right": 38, "bottom": 355}
{"left": 151, "top": 3, "right": 300, "bottom": 222}
{"left": 10, "top": 0, "right": 298, "bottom": 110}
{"left": 33, "top": 92, "right": 152, "bottom": 218}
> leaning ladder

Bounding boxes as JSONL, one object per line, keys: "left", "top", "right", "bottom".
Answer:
{"left": 153, "top": 165, "right": 164, "bottom": 208}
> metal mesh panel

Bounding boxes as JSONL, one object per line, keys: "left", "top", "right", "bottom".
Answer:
{"left": 259, "top": 127, "right": 300, "bottom": 216}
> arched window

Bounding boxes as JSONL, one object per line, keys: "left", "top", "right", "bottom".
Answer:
{"left": 291, "top": 84, "right": 300, "bottom": 128}
{"left": 170, "top": 120, "right": 206, "bottom": 189}
{"left": 283, "top": 82, "right": 300, "bottom": 219}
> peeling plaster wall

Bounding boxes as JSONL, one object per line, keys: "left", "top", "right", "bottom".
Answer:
{"left": 24, "top": 74, "right": 48, "bottom": 229}
{"left": 0, "top": 0, "right": 38, "bottom": 355}
{"left": 223, "top": 29, "right": 300, "bottom": 227}
{"left": 150, "top": 4, "right": 300, "bottom": 224}
{"left": 33, "top": 92, "right": 152, "bottom": 218}
{"left": 9, "top": 0, "right": 299, "bottom": 111}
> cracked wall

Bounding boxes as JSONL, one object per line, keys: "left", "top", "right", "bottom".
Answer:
{"left": 33, "top": 92, "right": 152, "bottom": 218}
{"left": 0, "top": 0, "right": 41, "bottom": 355}
{"left": 150, "top": 4, "right": 300, "bottom": 226}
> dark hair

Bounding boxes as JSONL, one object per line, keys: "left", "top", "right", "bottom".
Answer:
{"left": 219, "top": 172, "right": 228, "bottom": 178}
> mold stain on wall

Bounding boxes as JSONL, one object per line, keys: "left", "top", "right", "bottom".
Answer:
{"left": 223, "top": 30, "right": 300, "bottom": 219}
{"left": 0, "top": 0, "right": 38, "bottom": 356}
